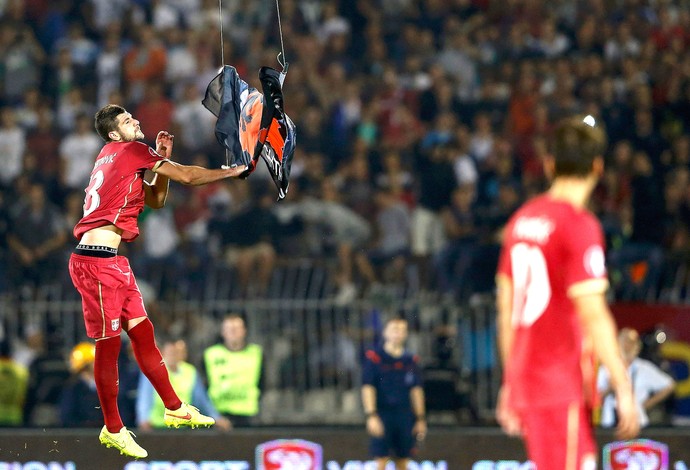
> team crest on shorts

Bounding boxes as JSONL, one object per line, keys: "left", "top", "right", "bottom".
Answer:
{"left": 111, "top": 319, "right": 120, "bottom": 331}
{"left": 602, "top": 439, "right": 669, "bottom": 470}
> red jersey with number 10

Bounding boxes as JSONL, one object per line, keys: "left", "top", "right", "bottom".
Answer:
{"left": 497, "top": 195, "right": 608, "bottom": 409}
{"left": 74, "top": 141, "right": 167, "bottom": 241}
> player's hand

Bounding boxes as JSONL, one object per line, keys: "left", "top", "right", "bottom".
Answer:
{"left": 221, "top": 164, "right": 250, "bottom": 179}
{"left": 412, "top": 418, "right": 427, "bottom": 441}
{"left": 614, "top": 387, "right": 640, "bottom": 440}
{"left": 366, "top": 415, "right": 384, "bottom": 437}
{"left": 156, "top": 131, "right": 174, "bottom": 159}
{"left": 496, "top": 385, "right": 522, "bottom": 437}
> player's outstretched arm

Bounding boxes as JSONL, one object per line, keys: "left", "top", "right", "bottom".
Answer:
{"left": 574, "top": 293, "right": 640, "bottom": 440}
{"left": 154, "top": 160, "right": 248, "bottom": 186}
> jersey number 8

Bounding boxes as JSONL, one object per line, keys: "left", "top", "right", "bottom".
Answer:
{"left": 83, "top": 169, "right": 105, "bottom": 217}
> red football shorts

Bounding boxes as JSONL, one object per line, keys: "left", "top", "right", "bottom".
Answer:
{"left": 518, "top": 400, "right": 596, "bottom": 470}
{"left": 68, "top": 254, "right": 148, "bottom": 339}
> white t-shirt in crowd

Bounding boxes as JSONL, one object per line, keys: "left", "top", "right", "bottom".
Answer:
{"left": 597, "top": 357, "right": 674, "bottom": 428}
{"left": 60, "top": 132, "right": 103, "bottom": 189}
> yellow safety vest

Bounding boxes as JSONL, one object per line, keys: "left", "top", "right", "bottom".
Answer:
{"left": 0, "top": 359, "right": 28, "bottom": 426}
{"left": 149, "top": 362, "right": 196, "bottom": 428}
{"left": 204, "top": 344, "right": 262, "bottom": 416}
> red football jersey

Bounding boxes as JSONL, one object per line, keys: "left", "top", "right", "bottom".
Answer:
{"left": 497, "top": 195, "right": 608, "bottom": 409}
{"left": 74, "top": 141, "right": 168, "bottom": 241}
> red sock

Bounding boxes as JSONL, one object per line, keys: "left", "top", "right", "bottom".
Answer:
{"left": 94, "top": 336, "right": 124, "bottom": 433}
{"left": 128, "top": 318, "right": 182, "bottom": 410}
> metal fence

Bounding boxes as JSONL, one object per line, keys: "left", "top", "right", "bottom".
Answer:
{"left": 4, "top": 247, "right": 689, "bottom": 427}
{"left": 1, "top": 259, "right": 501, "bottom": 426}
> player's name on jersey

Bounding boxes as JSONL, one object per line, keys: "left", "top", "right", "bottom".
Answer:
{"left": 513, "top": 216, "right": 555, "bottom": 244}
{"left": 94, "top": 153, "right": 117, "bottom": 169}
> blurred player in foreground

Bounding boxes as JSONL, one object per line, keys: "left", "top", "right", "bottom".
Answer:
{"left": 68, "top": 104, "right": 247, "bottom": 458}
{"left": 362, "top": 317, "right": 426, "bottom": 470}
{"left": 495, "top": 116, "right": 640, "bottom": 469}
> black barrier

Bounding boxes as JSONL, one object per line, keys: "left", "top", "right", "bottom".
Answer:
{"left": 0, "top": 428, "right": 689, "bottom": 469}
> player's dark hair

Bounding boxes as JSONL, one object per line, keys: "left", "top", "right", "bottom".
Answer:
{"left": 552, "top": 116, "right": 607, "bottom": 177}
{"left": 94, "top": 104, "right": 126, "bottom": 142}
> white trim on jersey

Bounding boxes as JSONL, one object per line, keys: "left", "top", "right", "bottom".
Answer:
{"left": 113, "top": 173, "right": 139, "bottom": 225}
{"left": 151, "top": 159, "right": 170, "bottom": 172}
{"left": 568, "top": 278, "right": 609, "bottom": 299}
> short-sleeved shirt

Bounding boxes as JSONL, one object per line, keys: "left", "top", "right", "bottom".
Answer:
{"left": 598, "top": 358, "right": 675, "bottom": 427}
{"left": 362, "top": 347, "right": 422, "bottom": 411}
{"left": 497, "top": 195, "right": 608, "bottom": 409}
{"left": 73, "top": 141, "right": 168, "bottom": 241}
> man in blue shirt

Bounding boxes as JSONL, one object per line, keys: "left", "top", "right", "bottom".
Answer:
{"left": 362, "top": 317, "right": 427, "bottom": 470}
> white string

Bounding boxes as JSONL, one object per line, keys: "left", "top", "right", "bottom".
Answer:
{"left": 275, "top": 0, "right": 287, "bottom": 70}
{"left": 217, "top": 0, "right": 287, "bottom": 168}
{"left": 218, "top": 0, "right": 225, "bottom": 66}
{"left": 218, "top": 0, "right": 229, "bottom": 167}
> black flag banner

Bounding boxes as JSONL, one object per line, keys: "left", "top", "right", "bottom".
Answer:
{"left": 203, "top": 65, "right": 296, "bottom": 200}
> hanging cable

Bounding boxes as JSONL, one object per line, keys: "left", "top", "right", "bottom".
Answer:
{"left": 275, "top": 0, "right": 289, "bottom": 79}
{"left": 216, "top": 0, "right": 288, "bottom": 168}
{"left": 218, "top": 0, "right": 225, "bottom": 66}
{"left": 217, "top": 0, "right": 230, "bottom": 167}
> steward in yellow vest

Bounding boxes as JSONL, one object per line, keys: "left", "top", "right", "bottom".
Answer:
{"left": 0, "top": 341, "right": 28, "bottom": 426}
{"left": 203, "top": 314, "right": 263, "bottom": 427}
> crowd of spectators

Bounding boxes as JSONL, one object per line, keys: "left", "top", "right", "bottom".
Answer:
{"left": 1, "top": 0, "right": 690, "bottom": 308}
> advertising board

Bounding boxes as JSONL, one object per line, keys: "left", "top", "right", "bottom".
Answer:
{"left": 1, "top": 429, "right": 688, "bottom": 469}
